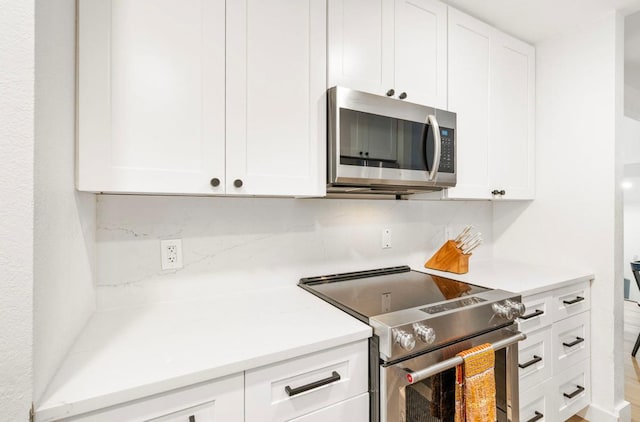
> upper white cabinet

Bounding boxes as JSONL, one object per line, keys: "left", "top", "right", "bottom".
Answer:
{"left": 446, "top": 8, "right": 535, "bottom": 200}
{"left": 77, "top": 0, "right": 326, "bottom": 197}
{"left": 328, "top": 0, "right": 447, "bottom": 109}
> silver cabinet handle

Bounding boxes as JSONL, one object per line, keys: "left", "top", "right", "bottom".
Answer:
{"left": 427, "top": 115, "right": 441, "bottom": 181}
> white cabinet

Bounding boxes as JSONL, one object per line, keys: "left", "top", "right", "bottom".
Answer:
{"left": 446, "top": 8, "right": 535, "bottom": 200}
{"left": 516, "top": 281, "right": 591, "bottom": 422}
{"left": 65, "top": 373, "right": 244, "bottom": 422}
{"left": 77, "top": 0, "right": 325, "bottom": 197}
{"left": 328, "top": 0, "right": 447, "bottom": 108}
{"left": 226, "top": 0, "right": 326, "bottom": 196}
{"left": 245, "top": 340, "right": 369, "bottom": 422}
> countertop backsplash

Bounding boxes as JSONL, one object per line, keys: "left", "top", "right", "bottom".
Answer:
{"left": 96, "top": 195, "right": 493, "bottom": 309}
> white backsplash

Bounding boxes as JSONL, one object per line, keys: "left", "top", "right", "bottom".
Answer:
{"left": 96, "top": 195, "right": 493, "bottom": 309}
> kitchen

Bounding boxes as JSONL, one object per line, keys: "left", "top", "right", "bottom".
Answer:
{"left": 1, "top": 0, "right": 638, "bottom": 421}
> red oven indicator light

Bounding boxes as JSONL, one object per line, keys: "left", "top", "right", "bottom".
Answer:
{"left": 406, "top": 374, "right": 413, "bottom": 383}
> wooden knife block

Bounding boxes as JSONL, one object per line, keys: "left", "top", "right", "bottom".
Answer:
{"left": 424, "top": 240, "right": 470, "bottom": 274}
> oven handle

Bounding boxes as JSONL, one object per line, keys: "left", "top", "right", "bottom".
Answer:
{"left": 404, "top": 331, "right": 527, "bottom": 385}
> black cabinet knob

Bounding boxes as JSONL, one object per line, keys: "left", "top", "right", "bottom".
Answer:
{"left": 210, "top": 178, "right": 220, "bottom": 187}
{"left": 234, "top": 179, "right": 243, "bottom": 188}
{"left": 500, "top": 190, "right": 506, "bottom": 195}
{"left": 491, "top": 189, "right": 506, "bottom": 196}
{"left": 359, "top": 151, "right": 363, "bottom": 155}
{"left": 365, "top": 152, "right": 369, "bottom": 156}
{"left": 399, "top": 92, "right": 407, "bottom": 100}
{"left": 386, "top": 89, "right": 395, "bottom": 97}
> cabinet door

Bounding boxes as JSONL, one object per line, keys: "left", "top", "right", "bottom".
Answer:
{"left": 77, "top": 0, "right": 225, "bottom": 195}
{"left": 394, "top": 0, "right": 447, "bottom": 108}
{"left": 445, "top": 8, "right": 492, "bottom": 199}
{"left": 226, "top": 0, "right": 326, "bottom": 196}
{"left": 328, "top": 0, "right": 395, "bottom": 96}
{"left": 288, "top": 393, "right": 369, "bottom": 422}
{"left": 490, "top": 33, "right": 535, "bottom": 200}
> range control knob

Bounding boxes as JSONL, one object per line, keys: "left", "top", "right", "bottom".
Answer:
{"left": 413, "top": 323, "right": 436, "bottom": 345}
{"left": 392, "top": 328, "right": 416, "bottom": 352}
{"left": 492, "top": 300, "right": 526, "bottom": 320}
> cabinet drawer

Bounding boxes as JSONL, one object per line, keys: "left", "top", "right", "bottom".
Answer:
{"left": 518, "top": 292, "right": 553, "bottom": 333}
{"left": 518, "top": 326, "right": 552, "bottom": 393}
{"left": 245, "top": 340, "right": 368, "bottom": 422}
{"left": 66, "top": 373, "right": 244, "bottom": 422}
{"left": 552, "top": 312, "right": 590, "bottom": 369}
{"left": 288, "top": 392, "right": 369, "bottom": 422}
{"left": 552, "top": 282, "right": 590, "bottom": 322}
{"left": 520, "top": 380, "right": 553, "bottom": 422}
{"left": 554, "top": 359, "right": 591, "bottom": 421}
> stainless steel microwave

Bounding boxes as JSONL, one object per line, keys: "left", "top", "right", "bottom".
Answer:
{"left": 327, "top": 87, "right": 456, "bottom": 195}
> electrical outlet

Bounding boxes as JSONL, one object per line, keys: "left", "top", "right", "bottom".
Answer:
{"left": 161, "top": 239, "right": 183, "bottom": 270}
{"left": 382, "top": 228, "right": 392, "bottom": 249}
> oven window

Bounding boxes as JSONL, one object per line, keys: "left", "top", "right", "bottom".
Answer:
{"left": 406, "top": 368, "right": 457, "bottom": 422}
{"left": 339, "top": 108, "right": 436, "bottom": 171}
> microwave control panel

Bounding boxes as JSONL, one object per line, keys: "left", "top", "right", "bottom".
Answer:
{"left": 439, "top": 128, "right": 455, "bottom": 173}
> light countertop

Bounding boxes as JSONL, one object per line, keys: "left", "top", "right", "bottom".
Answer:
{"left": 422, "top": 259, "right": 594, "bottom": 296}
{"left": 36, "top": 286, "right": 371, "bottom": 422}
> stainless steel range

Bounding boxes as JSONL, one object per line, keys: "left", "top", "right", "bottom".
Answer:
{"left": 299, "top": 266, "right": 526, "bottom": 422}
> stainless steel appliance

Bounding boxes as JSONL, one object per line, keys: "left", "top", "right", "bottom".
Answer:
{"left": 299, "top": 266, "right": 526, "bottom": 422}
{"left": 327, "top": 87, "right": 456, "bottom": 196}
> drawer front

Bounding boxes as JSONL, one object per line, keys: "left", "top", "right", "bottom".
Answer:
{"left": 518, "top": 292, "right": 553, "bottom": 333}
{"left": 288, "top": 393, "right": 369, "bottom": 422}
{"left": 520, "top": 380, "right": 553, "bottom": 422}
{"left": 245, "top": 340, "right": 368, "bottom": 422}
{"left": 552, "top": 312, "right": 590, "bottom": 369}
{"left": 518, "top": 326, "right": 553, "bottom": 393}
{"left": 552, "top": 282, "right": 590, "bottom": 322}
{"left": 554, "top": 359, "right": 591, "bottom": 421}
{"left": 66, "top": 373, "right": 244, "bottom": 422}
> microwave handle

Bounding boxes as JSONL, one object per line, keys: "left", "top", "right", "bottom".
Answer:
{"left": 427, "top": 115, "right": 441, "bottom": 181}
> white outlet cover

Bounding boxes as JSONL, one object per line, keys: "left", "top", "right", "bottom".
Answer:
{"left": 382, "top": 228, "right": 392, "bottom": 249}
{"left": 161, "top": 239, "right": 183, "bottom": 270}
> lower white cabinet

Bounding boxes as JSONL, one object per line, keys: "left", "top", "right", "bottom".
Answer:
{"left": 66, "top": 373, "right": 244, "bottom": 422}
{"left": 62, "top": 340, "right": 369, "bottom": 422}
{"left": 245, "top": 340, "right": 369, "bottom": 421}
{"left": 517, "top": 280, "right": 591, "bottom": 422}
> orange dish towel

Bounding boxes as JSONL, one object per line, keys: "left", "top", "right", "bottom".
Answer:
{"left": 454, "top": 343, "right": 496, "bottom": 422}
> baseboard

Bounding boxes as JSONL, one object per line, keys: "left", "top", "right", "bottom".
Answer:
{"left": 580, "top": 401, "right": 631, "bottom": 422}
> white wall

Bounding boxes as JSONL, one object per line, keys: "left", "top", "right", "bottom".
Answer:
{"left": 95, "top": 196, "right": 493, "bottom": 309}
{"left": 493, "top": 12, "right": 628, "bottom": 421}
{"left": 0, "top": 0, "right": 34, "bottom": 419}
{"left": 625, "top": 82, "right": 640, "bottom": 121}
{"left": 33, "top": 0, "right": 97, "bottom": 404}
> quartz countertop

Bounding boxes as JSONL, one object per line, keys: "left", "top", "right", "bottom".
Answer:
{"left": 36, "top": 286, "right": 371, "bottom": 421}
{"left": 422, "top": 259, "right": 594, "bottom": 296}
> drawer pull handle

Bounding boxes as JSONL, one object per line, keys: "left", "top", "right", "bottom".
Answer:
{"left": 563, "top": 337, "right": 584, "bottom": 348}
{"left": 563, "top": 385, "right": 585, "bottom": 399}
{"left": 563, "top": 296, "right": 584, "bottom": 305}
{"left": 520, "top": 309, "right": 544, "bottom": 320}
{"left": 527, "top": 411, "right": 544, "bottom": 422}
{"left": 285, "top": 371, "right": 341, "bottom": 397}
{"left": 518, "top": 355, "right": 542, "bottom": 369}
{"left": 189, "top": 416, "right": 196, "bottom": 422}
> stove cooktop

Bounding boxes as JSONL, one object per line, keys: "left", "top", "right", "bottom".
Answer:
{"left": 300, "top": 266, "right": 525, "bottom": 362}
{"left": 300, "top": 266, "right": 489, "bottom": 318}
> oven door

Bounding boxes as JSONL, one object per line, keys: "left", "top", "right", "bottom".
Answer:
{"left": 380, "top": 327, "right": 523, "bottom": 422}
{"left": 327, "top": 86, "right": 456, "bottom": 190}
